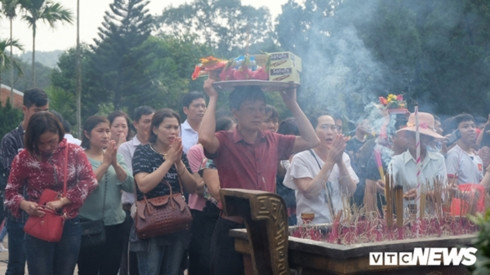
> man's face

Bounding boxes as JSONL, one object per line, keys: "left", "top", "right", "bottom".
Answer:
{"left": 392, "top": 131, "right": 408, "bottom": 155}
{"left": 316, "top": 115, "right": 339, "bottom": 146}
{"left": 458, "top": 120, "right": 477, "bottom": 146}
{"left": 183, "top": 98, "right": 206, "bottom": 123}
{"left": 233, "top": 100, "right": 266, "bottom": 132}
{"left": 134, "top": 113, "right": 154, "bottom": 144}
{"left": 23, "top": 104, "right": 49, "bottom": 124}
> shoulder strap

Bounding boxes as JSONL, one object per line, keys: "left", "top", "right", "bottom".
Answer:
{"left": 308, "top": 149, "right": 322, "bottom": 170}
{"left": 62, "top": 143, "right": 68, "bottom": 196}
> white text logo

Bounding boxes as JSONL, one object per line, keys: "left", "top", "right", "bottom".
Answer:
{"left": 369, "top": 248, "right": 477, "bottom": 266}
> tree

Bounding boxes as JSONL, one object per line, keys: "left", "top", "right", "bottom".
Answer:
{"left": 0, "top": 0, "right": 22, "bottom": 103}
{"left": 0, "top": 38, "right": 23, "bottom": 87}
{"left": 0, "top": 100, "right": 22, "bottom": 139}
{"left": 19, "top": 0, "right": 72, "bottom": 87}
{"left": 156, "top": 0, "right": 277, "bottom": 58}
{"left": 356, "top": 0, "right": 490, "bottom": 116}
{"left": 88, "top": 0, "right": 154, "bottom": 111}
{"left": 141, "top": 34, "right": 210, "bottom": 113}
{"left": 51, "top": 45, "right": 92, "bottom": 122}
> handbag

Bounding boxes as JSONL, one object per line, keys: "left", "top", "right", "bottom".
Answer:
{"left": 24, "top": 145, "right": 68, "bottom": 242}
{"left": 80, "top": 175, "right": 107, "bottom": 248}
{"left": 135, "top": 177, "right": 192, "bottom": 239}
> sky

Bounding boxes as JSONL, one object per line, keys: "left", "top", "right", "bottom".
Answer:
{"left": 0, "top": 0, "right": 287, "bottom": 53}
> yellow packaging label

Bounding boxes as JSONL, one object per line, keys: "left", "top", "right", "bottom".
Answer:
{"left": 269, "top": 67, "right": 301, "bottom": 84}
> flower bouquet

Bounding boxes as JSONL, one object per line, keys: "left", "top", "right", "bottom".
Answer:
{"left": 379, "top": 94, "right": 408, "bottom": 114}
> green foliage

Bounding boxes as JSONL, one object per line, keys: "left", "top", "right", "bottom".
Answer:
{"left": 88, "top": 0, "right": 154, "bottom": 111}
{"left": 156, "top": 0, "right": 277, "bottom": 58}
{"left": 0, "top": 38, "right": 23, "bottom": 85}
{"left": 50, "top": 45, "right": 92, "bottom": 120}
{"left": 45, "top": 85, "right": 75, "bottom": 126}
{"left": 469, "top": 209, "right": 490, "bottom": 274}
{"left": 0, "top": 100, "right": 22, "bottom": 138}
{"left": 141, "top": 35, "right": 210, "bottom": 115}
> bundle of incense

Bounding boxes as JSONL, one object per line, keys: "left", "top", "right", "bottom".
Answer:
{"left": 395, "top": 185, "right": 404, "bottom": 228}
{"left": 433, "top": 177, "right": 443, "bottom": 221}
{"left": 374, "top": 150, "right": 385, "bottom": 196}
{"left": 325, "top": 183, "right": 335, "bottom": 221}
{"left": 419, "top": 183, "right": 426, "bottom": 219}
{"left": 385, "top": 173, "right": 393, "bottom": 228}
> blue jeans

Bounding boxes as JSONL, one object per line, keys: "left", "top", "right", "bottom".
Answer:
{"left": 6, "top": 217, "right": 25, "bottom": 275}
{"left": 0, "top": 219, "right": 8, "bottom": 242}
{"left": 136, "top": 231, "right": 189, "bottom": 275}
{"left": 25, "top": 217, "right": 81, "bottom": 275}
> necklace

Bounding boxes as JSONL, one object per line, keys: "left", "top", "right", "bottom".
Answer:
{"left": 150, "top": 144, "right": 167, "bottom": 157}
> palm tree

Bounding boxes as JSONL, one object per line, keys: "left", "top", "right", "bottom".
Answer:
{"left": 0, "top": 38, "right": 23, "bottom": 87}
{"left": 20, "top": 0, "right": 73, "bottom": 87}
{"left": 0, "top": 0, "right": 21, "bottom": 103}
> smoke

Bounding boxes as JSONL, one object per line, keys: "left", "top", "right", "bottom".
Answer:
{"left": 283, "top": 0, "right": 488, "bottom": 133}
{"left": 293, "top": 0, "right": 389, "bottom": 128}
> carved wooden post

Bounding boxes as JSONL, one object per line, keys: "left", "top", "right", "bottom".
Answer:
{"left": 221, "top": 188, "right": 289, "bottom": 275}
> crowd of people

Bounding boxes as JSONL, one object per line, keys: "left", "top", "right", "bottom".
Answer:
{"left": 0, "top": 82, "right": 489, "bottom": 275}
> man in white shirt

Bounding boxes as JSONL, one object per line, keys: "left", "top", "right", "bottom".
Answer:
{"left": 117, "top": 105, "right": 154, "bottom": 275}
{"left": 446, "top": 113, "right": 484, "bottom": 185}
{"left": 283, "top": 113, "right": 358, "bottom": 225}
{"left": 181, "top": 91, "right": 206, "bottom": 153}
{"left": 389, "top": 112, "right": 447, "bottom": 216}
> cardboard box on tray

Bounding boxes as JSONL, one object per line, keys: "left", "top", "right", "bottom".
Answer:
{"left": 269, "top": 67, "right": 301, "bottom": 84}
{"left": 268, "top": 51, "right": 302, "bottom": 72}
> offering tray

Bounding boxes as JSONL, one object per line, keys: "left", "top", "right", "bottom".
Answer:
{"left": 212, "top": 80, "right": 299, "bottom": 92}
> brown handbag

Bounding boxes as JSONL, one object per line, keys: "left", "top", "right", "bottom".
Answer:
{"left": 135, "top": 179, "right": 192, "bottom": 239}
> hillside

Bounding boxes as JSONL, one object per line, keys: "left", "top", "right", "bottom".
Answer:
{"left": 17, "top": 50, "right": 64, "bottom": 68}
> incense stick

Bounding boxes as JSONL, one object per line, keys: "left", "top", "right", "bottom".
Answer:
{"left": 385, "top": 173, "right": 393, "bottom": 229}
{"left": 395, "top": 186, "right": 404, "bottom": 228}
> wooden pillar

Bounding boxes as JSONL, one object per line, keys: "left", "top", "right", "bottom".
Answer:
{"left": 221, "top": 188, "right": 290, "bottom": 275}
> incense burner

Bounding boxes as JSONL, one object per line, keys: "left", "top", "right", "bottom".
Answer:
{"left": 221, "top": 188, "right": 477, "bottom": 275}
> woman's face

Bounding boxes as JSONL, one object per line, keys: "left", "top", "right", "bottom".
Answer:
{"left": 37, "top": 131, "right": 60, "bottom": 157}
{"left": 153, "top": 117, "right": 180, "bottom": 146}
{"left": 110, "top": 116, "right": 128, "bottom": 143}
{"left": 87, "top": 122, "right": 110, "bottom": 149}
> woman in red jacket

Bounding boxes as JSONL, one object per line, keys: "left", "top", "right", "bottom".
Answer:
{"left": 5, "top": 111, "right": 97, "bottom": 275}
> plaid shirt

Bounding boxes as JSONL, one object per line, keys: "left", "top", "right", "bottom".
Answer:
{"left": 0, "top": 124, "right": 24, "bottom": 178}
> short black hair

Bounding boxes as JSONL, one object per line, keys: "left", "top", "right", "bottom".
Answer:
{"left": 23, "top": 88, "right": 48, "bottom": 108}
{"left": 452, "top": 113, "right": 474, "bottom": 129}
{"left": 216, "top": 117, "right": 234, "bottom": 132}
{"left": 182, "top": 91, "right": 205, "bottom": 108}
{"left": 133, "top": 105, "right": 154, "bottom": 122}
{"left": 229, "top": 86, "right": 265, "bottom": 111}
{"left": 25, "top": 112, "right": 64, "bottom": 155}
{"left": 308, "top": 111, "right": 333, "bottom": 128}
{"left": 278, "top": 117, "right": 299, "bottom": 135}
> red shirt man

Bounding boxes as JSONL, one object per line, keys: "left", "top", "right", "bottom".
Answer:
{"left": 199, "top": 78, "right": 318, "bottom": 275}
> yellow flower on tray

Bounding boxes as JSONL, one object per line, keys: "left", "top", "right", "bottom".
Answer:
{"left": 379, "top": 93, "right": 408, "bottom": 114}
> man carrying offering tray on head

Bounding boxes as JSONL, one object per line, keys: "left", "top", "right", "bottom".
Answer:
{"left": 199, "top": 78, "right": 319, "bottom": 275}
